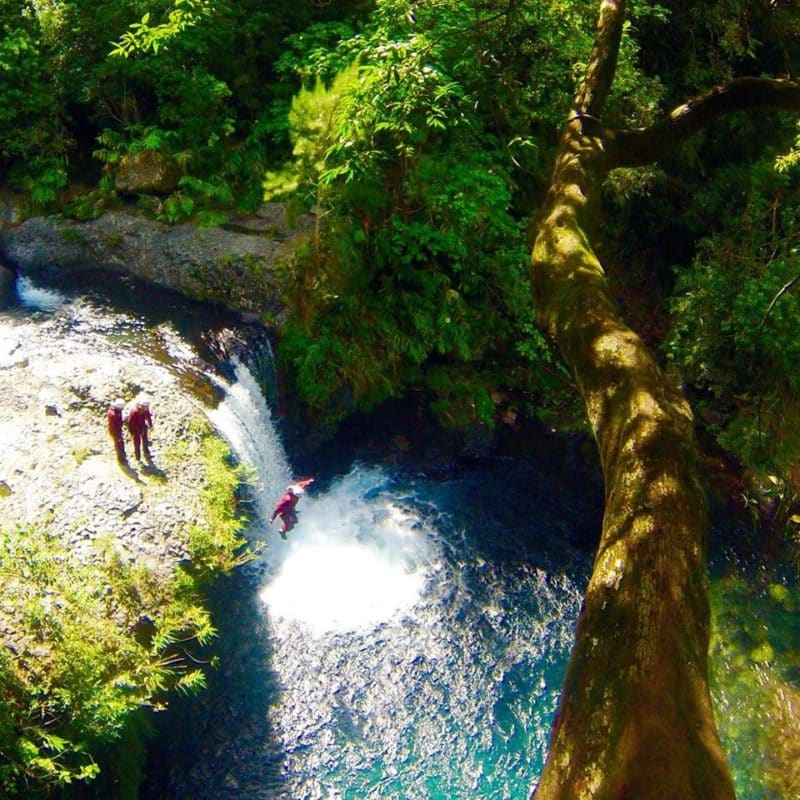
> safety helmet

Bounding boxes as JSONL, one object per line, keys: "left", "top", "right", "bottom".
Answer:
{"left": 288, "top": 484, "right": 304, "bottom": 496}
{"left": 112, "top": 399, "right": 125, "bottom": 409}
{"left": 138, "top": 395, "right": 151, "bottom": 407}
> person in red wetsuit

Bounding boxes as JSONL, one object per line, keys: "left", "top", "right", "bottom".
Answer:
{"left": 269, "top": 478, "right": 314, "bottom": 539}
{"left": 126, "top": 395, "right": 153, "bottom": 461}
{"left": 107, "top": 399, "right": 127, "bottom": 463}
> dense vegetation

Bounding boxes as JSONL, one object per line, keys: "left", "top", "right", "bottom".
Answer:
{"left": 4, "top": 0, "right": 800, "bottom": 491}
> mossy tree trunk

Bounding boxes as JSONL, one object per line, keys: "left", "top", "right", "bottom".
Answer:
{"left": 530, "top": 2, "right": 800, "bottom": 798}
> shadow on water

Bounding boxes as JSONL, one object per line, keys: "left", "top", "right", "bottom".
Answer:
{"left": 141, "top": 568, "right": 286, "bottom": 799}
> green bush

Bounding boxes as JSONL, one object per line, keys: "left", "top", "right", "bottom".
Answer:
{"left": 0, "top": 423, "right": 250, "bottom": 796}
{"left": 665, "top": 157, "right": 800, "bottom": 473}
{"left": 0, "top": 528, "right": 213, "bottom": 796}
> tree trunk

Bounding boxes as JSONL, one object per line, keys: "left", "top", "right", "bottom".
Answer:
{"left": 529, "top": 2, "right": 735, "bottom": 797}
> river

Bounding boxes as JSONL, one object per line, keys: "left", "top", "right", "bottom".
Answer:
{"left": 2, "top": 270, "right": 798, "bottom": 799}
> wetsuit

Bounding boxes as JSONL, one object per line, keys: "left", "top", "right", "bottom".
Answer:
{"left": 270, "top": 491, "right": 299, "bottom": 536}
{"left": 127, "top": 404, "right": 153, "bottom": 460}
{"left": 107, "top": 406, "right": 126, "bottom": 462}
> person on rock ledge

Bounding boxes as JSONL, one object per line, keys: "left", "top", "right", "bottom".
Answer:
{"left": 107, "top": 398, "right": 127, "bottom": 464}
{"left": 269, "top": 478, "right": 314, "bottom": 539}
{"left": 126, "top": 395, "right": 153, "bottom": 462}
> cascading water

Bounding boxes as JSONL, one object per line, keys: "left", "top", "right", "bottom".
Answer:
{"left": 206, "top": 356, "right": 292, "bottom": 523}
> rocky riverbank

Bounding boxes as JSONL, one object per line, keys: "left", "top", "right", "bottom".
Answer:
{"left": 0, "top": 280, "right": 255, "bottom": 795}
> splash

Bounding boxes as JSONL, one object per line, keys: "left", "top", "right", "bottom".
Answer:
{"left": 260, "top": 467, "right": 436, "bottom": 635}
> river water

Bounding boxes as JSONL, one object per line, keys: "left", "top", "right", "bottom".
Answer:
{"left": 2, "top": 271, "right": 799, "bottom": 799}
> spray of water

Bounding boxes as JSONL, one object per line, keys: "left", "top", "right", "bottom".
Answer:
{"left": 205, "top": 361, "right": 437, "bottom": 634}
{"left": 261, "top": 467, "right": 437, "bottom": 635}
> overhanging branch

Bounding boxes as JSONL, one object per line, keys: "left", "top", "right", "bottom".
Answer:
{"left": 605, "top": 77, "right": 800, "bottom": 169}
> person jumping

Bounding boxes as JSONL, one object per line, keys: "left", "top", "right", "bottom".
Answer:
{"left": 269, "top": 478, "right": 314, "bottom": 539}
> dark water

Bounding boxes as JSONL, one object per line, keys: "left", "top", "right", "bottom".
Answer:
{"left": 5, "top": 271, "right": 799, "bottom": 800}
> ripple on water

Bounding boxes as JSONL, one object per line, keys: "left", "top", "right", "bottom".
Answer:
{"left": 255, "top": 466, "right": 584, "bottom": 800}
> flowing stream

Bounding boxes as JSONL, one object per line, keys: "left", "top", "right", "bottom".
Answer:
{"left": 2, "top": 271, "right": 799, "bottom": 799}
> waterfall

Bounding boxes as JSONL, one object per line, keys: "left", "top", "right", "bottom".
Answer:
{"left": 205, "top": 356, "right": 292, "bottom": 524}
{"left": 189, "top": 355, "right": 587, "bottom": 800}
{"left": 204, "top": 356, "right": 439, "bottom": 635}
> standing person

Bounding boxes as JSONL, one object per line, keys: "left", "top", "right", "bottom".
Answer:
{"left": 126, "top": 395, "right": 153, "bottom": 461}
{"left": 107, "top": 398, "right": 127, "bottom": 464}
{"left": 269, "top": 478, "right": 314, "bottom": 539}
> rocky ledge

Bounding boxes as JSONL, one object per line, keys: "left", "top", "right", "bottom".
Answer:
{"left": 0, "top": 202, "right": 316, "bottom": 318}
{"left": 0, "top": 283, "right": 256, "bottom": 794}
{"left": 0, "top": 317, "right": 209, "bottom": 568}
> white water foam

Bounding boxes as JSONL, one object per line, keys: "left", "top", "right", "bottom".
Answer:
{"left": 17, "top": 276, "right": 66, "bottom": 312}
{"left": 260, "top": 467, "right": 437, "bottom": 635}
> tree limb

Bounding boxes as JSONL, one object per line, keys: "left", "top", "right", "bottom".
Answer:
{"left": 605, "top": 77, "right": 800, "bottom": 169}
{"left": 758, "top": 272, "right": 800, "bottom": 331}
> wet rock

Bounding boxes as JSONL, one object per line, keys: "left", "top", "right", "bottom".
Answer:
{"left": 0, "top": 208, "right": 315, "bottom": 316}
{"left": 0, "top": 262, "right": 14, "bottom": 298}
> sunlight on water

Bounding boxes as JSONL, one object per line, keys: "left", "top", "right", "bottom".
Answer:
{"left": 261, "top": 480, "right": 433, "bottom": 634}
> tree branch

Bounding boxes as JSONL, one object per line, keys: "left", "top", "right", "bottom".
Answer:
{"left": 758, "top": 272, "right": 800, "bottom": 331}
{"left": 605, "top": 77, "right": 800, "bottom": 169}
{"left": 574, "top": 0, "right": 627, "bottom": 118}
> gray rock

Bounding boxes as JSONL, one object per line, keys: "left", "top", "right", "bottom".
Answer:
{"left": 0, "top": 207, "right": 315, "bottom": 316}
{"left": 0, "top": 313, "right": 242, "bottom": 642}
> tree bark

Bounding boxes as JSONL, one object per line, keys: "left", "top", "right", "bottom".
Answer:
{"left": 606, "top": 77, "right": 800, "bottom": 168}
{"left": 529, "top": 1, "right": 736, "bottom": 797}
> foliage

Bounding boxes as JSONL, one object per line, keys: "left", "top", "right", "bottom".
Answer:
{"left": 775, "top": 121, "right": 800, "bottom": 175}
{"left": 0, "top": 419, "right": 250, "bottom": 797}
{"left": 665, "top": 153, "right": 800, "bottom": 474}
{"left": 271, "top": 0, "right": 634, "bottom": 427}
{"left": 0, "top": 527, "right": 214, "bottom": 796}
{"left": 710, "top": 571, "right": 800, "bottom": 800}
{"left": 166, "top": 417, "right": 254, "bottom": 580}
{"left": 109, "top": 0, "right": 215, "bottom": 57}
{"left": 0, "top": 2, "right": 68, "bottom": 209}
{"left": 0, "top": 0, "right": 372, "bottom": 216}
